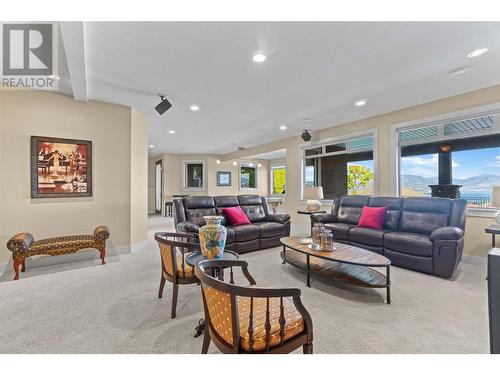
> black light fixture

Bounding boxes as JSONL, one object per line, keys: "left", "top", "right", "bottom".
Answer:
{"left": 155, "top": 95, "right": 172, "bottom": 115}
{"left": 301, "top": 129, "right": 312, "bottom": 142}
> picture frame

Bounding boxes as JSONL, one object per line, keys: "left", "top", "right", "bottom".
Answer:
{"left": 216, "top": 171, "right": 231, "bottom": 187}
{"left": 31, "top": 136, "right": 93, "bottom": 198}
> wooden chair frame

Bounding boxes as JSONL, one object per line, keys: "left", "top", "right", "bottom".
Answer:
{"left": 195, "top": 259, "right": 313, "bottom": 354}
{"left": 154, "top": 232, "right": 200, "bottom": 318}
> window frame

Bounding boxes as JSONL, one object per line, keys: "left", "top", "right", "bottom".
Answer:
{"left": 299, "top": 129, "right": 378, "bottom": 202}
{"left": 182, "top": 160, "right": 205, "bottom": 191}
{"left": 269, "top": 164, "right": 287, "bottom": 197}
{"left": 391, "top": 105, "right": 500, "bottom": 214}
{"left": 239, "top": 162, "right": 259, "bottom": 190}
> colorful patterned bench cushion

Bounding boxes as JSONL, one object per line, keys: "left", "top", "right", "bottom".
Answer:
{"left": 29, "top": 235, "right": 96, "bottom": 256}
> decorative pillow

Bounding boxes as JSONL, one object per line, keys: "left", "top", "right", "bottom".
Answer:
{"left": 221, "top": 206, "right": 251, "bottom": 226}
{"left": 358, "top": 206, "right": 387, "bottom": 230}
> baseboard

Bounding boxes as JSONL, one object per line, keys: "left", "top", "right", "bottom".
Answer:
{"left": 0, "top": 240, "right": 149, "bottom": 275}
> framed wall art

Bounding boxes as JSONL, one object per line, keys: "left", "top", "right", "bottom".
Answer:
{"left": 31, "top": 136, "right": 93, "bottom": 198}
{"left": 216, "top": 171, "right": 231, "bottom": 187}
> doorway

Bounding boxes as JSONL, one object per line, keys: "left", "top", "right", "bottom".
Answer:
{"left": 155, "top": 160, "right": 163, "bottom": 214}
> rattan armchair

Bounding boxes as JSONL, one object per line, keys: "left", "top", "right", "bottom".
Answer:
{"left": 154, "top": 232, "right": 200, "bottom": 318}
{"left": 195, "top": 259, "right": 313, "bottom": 354}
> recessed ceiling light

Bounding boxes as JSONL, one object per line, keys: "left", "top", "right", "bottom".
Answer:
{"left": 252, "top": 52, "right": 266, "bottom": 63}
{"left": 148, "top": 144, "right": 154, "bottom": 148}
{"left": 355, "top": 99, "right": 367, "bottom": 107}
{"left": 258, "top": 163, "right": 262, "bottom": 168}
{"left": 190, "top": 105, "right": 200, "bottom": 111}
{"left": 168, "top": 130, "right": 176, "bottom": 134}
{"left": 232, "top": 161, "right": 238, "bottom": 166}
{"left": 467, "top": 47, "right": 488, "bottom": 58}
{"left": 279, "top": 125, "right": 288, "bottom": 130}
{"left": 216, "top": 159, "right": 221, "bottom": 164}
{"left": 448, "top": 66, "right": 470, "bottom": 76}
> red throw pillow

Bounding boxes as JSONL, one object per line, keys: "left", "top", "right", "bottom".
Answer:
{"left": 358, "top": 206, "right": 387, "bottom": 230}
{"left": 221, "top": 206, "right": 251, "bottom": 226}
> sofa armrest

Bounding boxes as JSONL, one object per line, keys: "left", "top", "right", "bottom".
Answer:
{"left": 310, "top": 213, "right": 336, "bottom": 224}
{"left": 176, "top": 221, "right": 201, "bottom": 234}
{"left": 7, "top": 233, "right": 34, "bottom": 253}
{"left": 94, "top": 226, "right": 110, "bottom": 243}
{"left": 267, "top": 213, "right": 290, "bottom": 224}
{"left": 430, "top": 226, "right": 464, "bottom": 242}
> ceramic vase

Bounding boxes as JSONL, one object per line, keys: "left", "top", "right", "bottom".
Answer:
{"left": 199, "top": 216, "right": 227, "bottom": 259}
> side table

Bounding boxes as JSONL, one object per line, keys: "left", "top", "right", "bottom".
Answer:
{"left": 486, "top": 225, "right": 500, "bottom": 248}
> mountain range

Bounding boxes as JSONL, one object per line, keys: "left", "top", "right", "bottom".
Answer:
{"left": 401, "top": 174, "right": 500, "bottom": 194}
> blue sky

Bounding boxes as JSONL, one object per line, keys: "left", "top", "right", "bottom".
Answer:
{"left": 401, "top": 147, "right": 500, "bottom": 179}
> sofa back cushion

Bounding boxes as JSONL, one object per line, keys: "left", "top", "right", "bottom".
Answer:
{"left": 368, "top": 197, "right": 403, "bottom": 230}
{"left": 336, "top": 195, "right": 370, "bottom": 224}
{"left": 214, "top": 195, "right": 240, "bottom": 226}
{"left": 400, "top": 197, "right": 451, "bottom": 235}
{"left": 183, "top": 196, "right": 217, "bottom": 227}
{"left": 238, "top": 195, "right": 267, "bottom": 222}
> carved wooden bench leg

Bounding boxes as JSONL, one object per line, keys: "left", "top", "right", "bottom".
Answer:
{"left": 13, "top": 259, "right": 22, "bottom": 280}
{"left": 99, "top": 246, "right": 106, "bottom": 265}
{"left": 303, "top": 343, "right": 313, "bottom": 354}
{"left": 21, "top": 258, "right": 26, "bottom": 272}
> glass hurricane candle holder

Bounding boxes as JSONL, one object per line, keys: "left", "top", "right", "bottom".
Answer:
{"left": 320, "top": 229, "right": 334, "bottom": 252}
{"left": 311, "top": 223, "right": 324, "bottom": 245}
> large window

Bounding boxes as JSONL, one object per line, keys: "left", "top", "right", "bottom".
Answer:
{"left": 271, "top": 165, "right": 286, "bottom": 195}
{"left": 302, "top": 134, "right": 375, "bottom": 199}
{"left": 184, "top": 161, "right": 204, "bottom": 189}
{"left": 240, "top": 163, "right": 258, "bottom": 189}
{"left": 397, "top": 113, "right": 500, "bottom": 207}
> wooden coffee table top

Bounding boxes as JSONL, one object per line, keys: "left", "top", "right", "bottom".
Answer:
{"left": 280, "top": 236, "right": 391, "bottom": 267}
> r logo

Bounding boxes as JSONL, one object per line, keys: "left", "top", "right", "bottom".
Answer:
{"left": 2, "top": 23, "right": 53, "bottom": 76}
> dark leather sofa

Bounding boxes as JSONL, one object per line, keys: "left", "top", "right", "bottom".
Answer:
{"left": 174, "top": 195, "right": 291, "bottom": 253}
{"left": 311, "top": 195, "right": 467, "bottom": 278}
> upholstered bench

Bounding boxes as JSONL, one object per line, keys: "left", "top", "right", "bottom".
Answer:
{"left": 7, "top": 226, "right": 110, "bottom": 280}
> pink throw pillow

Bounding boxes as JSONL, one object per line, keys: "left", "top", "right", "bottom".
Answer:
{"left": 221, "top": 206, "right": 251, "bottom": 226}
{"left": 358, "top": 206, "right": 387, "bottom": 231}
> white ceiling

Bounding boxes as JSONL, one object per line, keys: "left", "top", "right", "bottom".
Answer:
{"left": 58, "top": 22, "right": 500, "bottom": 155}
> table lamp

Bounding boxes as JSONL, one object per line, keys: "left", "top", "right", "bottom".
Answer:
{"left": 304, "top": 186, "right": 324, "bottom": 212}
{"left": 492, "top": 185, "right": 500, "bottom": 225}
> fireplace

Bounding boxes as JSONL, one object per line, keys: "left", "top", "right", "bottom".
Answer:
{"left": 428, "top": 184, "right": 462, "bottom": 199}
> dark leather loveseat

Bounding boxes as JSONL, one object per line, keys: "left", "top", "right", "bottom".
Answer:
{"left": 311, "top": 195, "right": 467, "bottom": 278}
{"left": 174, "top": 195, "right": 291, "bottom": 253}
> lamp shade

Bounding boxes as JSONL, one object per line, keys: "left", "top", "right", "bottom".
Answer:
{"left": 304, "top": 186, "right": 324, "bottom": 200}
{"left": 492, "top": 185, "right": 500, "bottom": 208}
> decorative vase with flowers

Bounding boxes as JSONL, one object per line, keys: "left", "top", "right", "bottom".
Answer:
{"left": 199, "top": 216, "right": 227, "bottom": 259}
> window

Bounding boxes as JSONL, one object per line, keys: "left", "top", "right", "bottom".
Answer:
{"left": 271, "top": 165, "right": 286, "bottom": 195}
{"left": 240, "top": 163, "right": 258, "bottom": 189}
{"left": 397, "top": 113, "right": 500, "bottom": 207}
{"left": 184, "top": 161, "right": 204, "bottom": 189}
{"left": 302, "top": 134, "right": 375, "bottom": 199}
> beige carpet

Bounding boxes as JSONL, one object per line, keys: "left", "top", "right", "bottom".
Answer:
{"left": 0, "top": 215, "right": 490, "bottom": 353}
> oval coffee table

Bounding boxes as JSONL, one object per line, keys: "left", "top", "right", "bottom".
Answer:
{"left": 280, "top": 236, "right": 391, "bottom": 304}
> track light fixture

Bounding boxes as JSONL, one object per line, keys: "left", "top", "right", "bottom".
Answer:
{"left": 155, "top": 95, "right": 172, "bottom": 115}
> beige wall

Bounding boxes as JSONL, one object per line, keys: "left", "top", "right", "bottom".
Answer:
{"left": 130, "top": 108, "right": 149, "bottom": 246}
{"left": 147, "top": 154, "right": 270, "bottom": 215}
{"left": 222, "top": 85, "right": 500, "bottom": 257}
{"left": 0, "top": 91, "right": 149, "bottom": 264}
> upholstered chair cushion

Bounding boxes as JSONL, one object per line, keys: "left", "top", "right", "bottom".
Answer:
{"left": 237, "top": 297, "right": 305, "bottom": 351}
